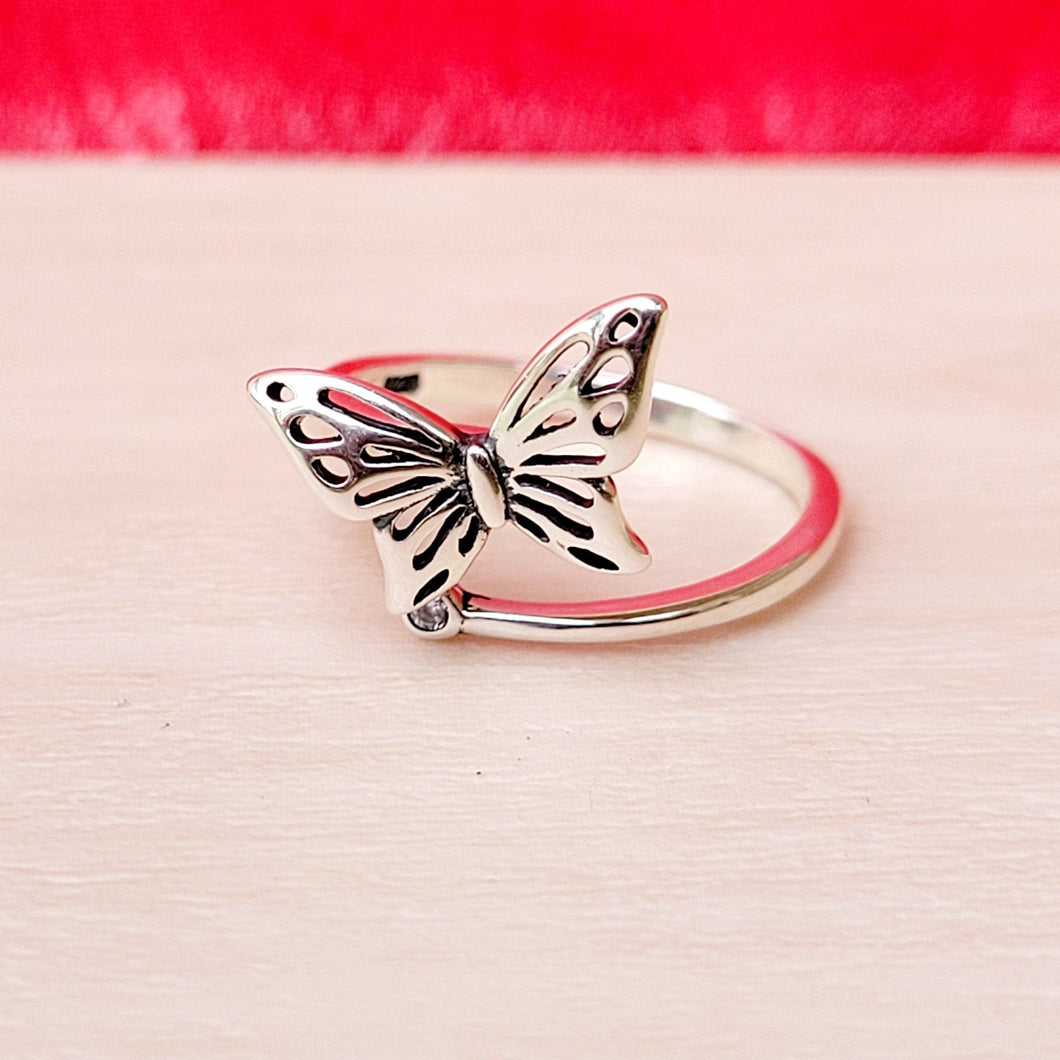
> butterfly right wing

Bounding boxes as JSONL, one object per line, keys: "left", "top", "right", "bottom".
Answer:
{"left": 488, "top": 295, "right": 666, "bottom": 575}
{"left": 248, "top": 369, "right": 488, "bottom": 613}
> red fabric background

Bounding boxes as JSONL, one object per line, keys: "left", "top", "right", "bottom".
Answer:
{"left": 2, "top": 1, "right": 1059, "bottom": 154}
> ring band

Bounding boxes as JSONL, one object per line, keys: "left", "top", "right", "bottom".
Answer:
{"left": 329, "top": 354, "right": 842, "bottom": 642}
{"left": 248, "top": 296, "right": 842, "bottom": 643}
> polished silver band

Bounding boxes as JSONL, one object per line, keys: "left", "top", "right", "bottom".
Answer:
{"left": 329, "top": 354, "right": 842, "bottom": 642}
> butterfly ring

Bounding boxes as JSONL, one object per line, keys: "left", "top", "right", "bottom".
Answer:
{"left": 248, "top": 295, "right": 841, "bottom": 642}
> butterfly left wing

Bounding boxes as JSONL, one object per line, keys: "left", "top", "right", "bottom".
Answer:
{"left": 489, "top": 295, "right": 667, "bottom": 574}
{"left": 248, "top": 368, "right": 487, "bottom": 613}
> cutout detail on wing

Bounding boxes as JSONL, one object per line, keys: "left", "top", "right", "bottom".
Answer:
{"left": 490, "top": 295, "right": 666, "bottom": 479}
{"left": 247, "top": 368, "right": 461, "bottom": 523}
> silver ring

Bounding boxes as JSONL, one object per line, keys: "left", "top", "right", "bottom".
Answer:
{"left": 248, "top": 295, "right": 842, "bottom": 642}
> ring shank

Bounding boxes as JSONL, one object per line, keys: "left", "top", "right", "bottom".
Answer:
{"left": 331, "top": 355, "right": 842, "bottom": 642}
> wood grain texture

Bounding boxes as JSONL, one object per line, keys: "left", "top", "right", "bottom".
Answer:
{"left": 0, "top": 161, "right": 1057, "bottom": 1058}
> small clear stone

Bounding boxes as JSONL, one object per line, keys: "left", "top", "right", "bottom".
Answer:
{"left": 408, "top": 597, "right": 449, "bottom": 632}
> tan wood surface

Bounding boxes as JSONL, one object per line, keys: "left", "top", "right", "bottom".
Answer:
{"left": 0, "top": 160, "right": 1057, "bottom": 1058}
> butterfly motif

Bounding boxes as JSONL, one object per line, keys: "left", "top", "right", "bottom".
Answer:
{"left": 248, "top": 295, "right": 667, "bottom": 617}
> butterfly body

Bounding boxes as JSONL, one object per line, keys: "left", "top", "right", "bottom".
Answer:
{"left": 249, "top": 295, "right": 667, "bottom": 617}
{"left": 464, "top": 439, "right": 508, "bottom": 529}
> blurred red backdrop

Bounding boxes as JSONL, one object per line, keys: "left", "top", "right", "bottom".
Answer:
{"left": 1, "top": 0, "right": 1058, "bottom": 153}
